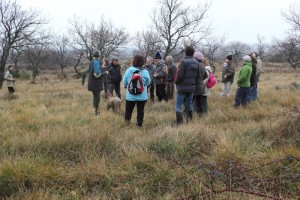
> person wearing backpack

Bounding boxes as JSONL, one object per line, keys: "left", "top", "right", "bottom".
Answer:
{"left": 107, "top": 58, "right": 122, "bottom": 99}
{"left": 123, "top": 54, "right": 151, "bottom": 127}
{"left": 202, "top": 58, "right": 214, "bottom": 113}
{"left": 87, "top": 51, "right": 109, "bottom": 115}
{"left": 192, "top": 51, "right": 208, "bottom": 116}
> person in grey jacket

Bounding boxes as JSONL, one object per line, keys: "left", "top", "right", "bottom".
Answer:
{"left": 4, "top": 65, "right": 15, "bottom": 94}
{"left": 175, "top": 46, "right": 201, "bottom": 125}
{"left": 220, "top": 55, "right": 235, "bottom": 97}
{"left": 144, "top": 56, "right": 155, "bottom": 102}
{"left": 153, "top": 51, "right": 168, "bottom": 102}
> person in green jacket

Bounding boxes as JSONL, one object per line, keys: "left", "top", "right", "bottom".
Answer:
{"left": 234, "top": 55, "right": 252, "bottom": 108}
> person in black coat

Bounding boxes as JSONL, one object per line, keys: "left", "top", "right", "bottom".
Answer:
{"left": 107, "top": 58, "right": 122, "bottom": 99}
{"left": 88, "top": 51, "right": 109, "bottom": 115}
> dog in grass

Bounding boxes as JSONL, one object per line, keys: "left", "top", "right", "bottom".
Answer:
{"left": 106, "top": 93, "right": 122, "bottom": 112}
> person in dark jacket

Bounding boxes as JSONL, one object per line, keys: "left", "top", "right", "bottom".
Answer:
{"left": 220, "top": 55, "right": 235, "bottom": 97}
{"left": 88, "top": 51, "right": 109, "bottom": 115}
{"left": 107, "top": 58, "right": 122, "bottom": 99}
{"left": 166, "top": 55, "right": 177, "bottom": 100}
{"left": 248, "top": 52, "right": 257, "bottom": 102}
{"left": 175, "top": 46, "right": 201, "bottom": 125}
{"left": 153, "top": 51, "right": 168, "bottom": 102}
{"left": 144, "top": 56, "right": 155, "bottom": 102}
{"left": 193, "top": 51, "right": 208, "bottom": 115}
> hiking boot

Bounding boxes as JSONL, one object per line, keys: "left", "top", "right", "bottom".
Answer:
{"left": 186, "top": 110, "right": 193, "bottom": 123}
{"left": 94, "top": 107, "right": 99, "bottom": 116}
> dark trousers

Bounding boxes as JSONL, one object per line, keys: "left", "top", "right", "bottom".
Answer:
{"left": 234, "top": 87, "right": 250, "bottom": 108}
{"left": 109, "top": 82, "right": 121, "bottom": 99}
{"left": 125, "top": 100, "right": 146, "bottom": 127}
{"left": 193, "top": 95, "right": 208, "bottom": 114}
{"left": 92, "top": 91, "right": 100, "bottom": 109}
{"left": 8, "top": 87, "right": 15, "bottom": 94}
{"left": 148, "top": 83, "right": 155, "bottom": 101}
{"left": 103, "top": 77, "right": 109, "bottom": 94}
{"left": 166, "top": 81, "right": 175, "bottom": 100}
{"left": 156, "top": 84, "right": 168, "bottom": 102}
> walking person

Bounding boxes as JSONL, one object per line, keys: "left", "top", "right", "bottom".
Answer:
{"left": 123, "top": 54, "right": 151, "bottom": 127}
{"left": 192, "top": 52, "right": 207, "bottom": 115}
{"left": 4, "top": 65, "right": 16, "bottom": 94}
{"left": 234, "top": 55, "right": 252, "bottom": 108}
{"left": 153, "top": 51, "right": 168, "bottom": 102}
{"left": 107, "top": 58, "right": 122, "bottom": 99}
{"left": 87, "top": 51, "right": 108, "bottom": 115}
{"left": 220, "top": 55, "right": 235, "bottom": 97}
{"left": 175, "top": 46, "right": 201, "bottom": 125}
{"left": 144, "top": 56, "right": 155, "bottom": 102}
{"left": 166, "top": 55, "right": 177, "bottom": 100}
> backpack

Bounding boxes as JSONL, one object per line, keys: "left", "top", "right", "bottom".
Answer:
{"left": 206, "top": 70, "right": 217, "bottom": 88}
{"left": 128, "top": 70, "right": 144, "bottom": 95}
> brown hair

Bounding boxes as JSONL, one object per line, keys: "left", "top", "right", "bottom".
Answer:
{"left": 133, "top": 54, "right": 145, "bottom": 67}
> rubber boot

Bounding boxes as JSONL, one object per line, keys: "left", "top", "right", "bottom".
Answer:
{"left": 187, "top": 110, "right": 193, "bottom": 123}
{"left": 94, "top": 107, "right": 99, "bottom": 116}
{"left": 176, "top": 112, "right": 183, "bottom": 125}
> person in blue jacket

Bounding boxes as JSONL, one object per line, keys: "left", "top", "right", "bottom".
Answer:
{"left": 123, "top": 54, "right": 151, "bottom": 127}
{"left": 87, "top": 51, "right": 108, "bottom": 115}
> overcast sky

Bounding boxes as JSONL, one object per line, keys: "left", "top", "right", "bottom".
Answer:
{"left": 18, "top": 0, "right": 299, "bottom": 44}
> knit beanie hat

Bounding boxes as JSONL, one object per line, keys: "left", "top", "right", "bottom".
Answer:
{"left": 243, "top": 55, "right": 252, "bottom": 62}
{"left": 193, "top": 51, "right": 204, "bottom": 61}
{"left": 226, "top": 55, "right": 233, "bottom": 61}
{"left": 93, "top": 50, "right": 100, "bottom": 58}
{"left": 154, "top": 51, "right": 162, "bottom": 59}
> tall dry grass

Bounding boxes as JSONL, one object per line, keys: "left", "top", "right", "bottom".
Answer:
{"left": 0, "top": 71, "right": 299, "bottom": 199}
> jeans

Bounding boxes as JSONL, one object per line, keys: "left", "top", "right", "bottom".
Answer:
{"left": 234, "top": 87, "right": 250, "bottom": 108}
{"left": 176, "top": 93, "right": 193, "bottom": 113}
{"left": 92, "top": 91, "right": 100, "bottom": 109}
{"left": 220, "top": 81, "right": 232, "bottom": 97}
{"left": 109, "top": 82, "right": 121, "bottom": 99}
{"left": 248, "top": 79, "right": 258, "bottom": 102}
{"left": 193, "top": 95, "right": 208, "bottom": 114}
{"left": 125, "top": 100, "right": 146, "bottom": 127}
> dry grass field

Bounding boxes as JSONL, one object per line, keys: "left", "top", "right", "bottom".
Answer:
{"left": 0, "top": 68, "right": 299, "bottom": 199}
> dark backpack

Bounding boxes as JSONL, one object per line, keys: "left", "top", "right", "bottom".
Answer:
{"left": 128, "top": 70, "right": 144, "bottom": 95}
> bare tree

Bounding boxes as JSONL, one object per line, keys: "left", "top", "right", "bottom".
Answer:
{"left": 0, "top": 0, "right": 47, "bottom": 87}
{"left": 255, "top": 35, "right": 269, "bottom": 59}
{"left": 199, "top": 35, "right": 226, "bottom": 72}
{"left": 151, "top": 0, "right": 211, "bottom": 58}
{"left": 281, "top": 4, "right": 300, "bottom": 31}
{"left": 221, "top": 41, "right": 251, "bottom": 67}
{"left": 134, "top": 29, "right": 161, "bottom": 58}
{"left": 53, "top": 35, "right": 73, "bottom": 77}
{"left": 24, "top": 33, "right": 51, "bottom": 83}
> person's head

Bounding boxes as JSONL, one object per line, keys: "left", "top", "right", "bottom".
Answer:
{"left": 202, "top": 58, "right": 209, "bottom": 66}
{"left": 249, "top": 52, "right": 257, "bottom": 60}
{"left": 102, "top": 58, "right": 109, "bottom": 66}
{"left": 154, "top": 51, "right": 162, "bottom": 63}
{"left": 133, "top": 54, "right": 145, "bottom": 68}
{"left": 254, "top": 52, "right": 259, "bottom": 57}
{"left": 111, "top": 58, "right": 119, "bottom": 65}
{"left": 226, "top": 55, "right": 233, "bottom": 64}
{"left": 193, "top": 51, "right": 203, "bottom": 62}
{"left": 165, "top": 55, "right": 173, "bottom": 64}
{"left": 93, "top": 50, "right": 100, "bottom": 58}
{"left": 185, "top": 46, "right": 195, "bottom": 56}
{"left": 7, "top": 65, "right": 13, "bottom": 71}
{"left": 146, "top": 56, "right": 153, "bottom": 65}
{"left": 243, "top": 55, "right": 252, "bottom": 64}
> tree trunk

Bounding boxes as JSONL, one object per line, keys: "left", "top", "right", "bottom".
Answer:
{"left": 0, "top": 46, "right": 11, "bottom": 88}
